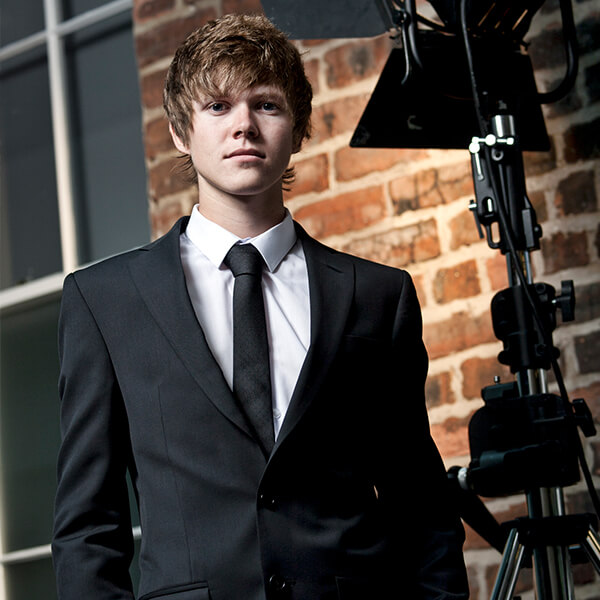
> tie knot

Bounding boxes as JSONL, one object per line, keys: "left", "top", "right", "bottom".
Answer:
{"left": 224, "top": 244, "right": 264, "bottom": 278}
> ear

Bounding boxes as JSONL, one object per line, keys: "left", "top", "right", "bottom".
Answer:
{"left": 169, "top": 123, "right": 190, "bottom": 154}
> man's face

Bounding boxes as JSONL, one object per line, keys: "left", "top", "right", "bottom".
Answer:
{"left": 171, "top": 84, "right": 295, "bottom": 203}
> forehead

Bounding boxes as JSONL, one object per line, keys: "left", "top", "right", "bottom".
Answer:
{"left": 199, "top": 82, "right": 287, "bottom": 101}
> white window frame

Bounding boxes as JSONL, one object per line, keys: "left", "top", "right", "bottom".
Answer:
{"left": 0, "top": 1, "right": 137, "bottom": 597}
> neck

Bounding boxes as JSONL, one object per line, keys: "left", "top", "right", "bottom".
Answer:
{"left": 196, "top": 188, "right": 286, "bottom": 239}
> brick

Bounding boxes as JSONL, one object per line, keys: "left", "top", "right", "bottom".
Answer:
{"left": 334, "top": 146, "right": 428, "bottom": 182}
{"left": 594, "top": 441, "right": 600, "bottom": 477}
{"left": 564, "top": 115, "right": 600, "bottom": 163}
{"left": 523, "top": 140, "right": 557, "bottom": 176}
{"left": 529, "top": 189, "right": 547, "bottom": 223}
{"left": 413, "top": 220, "right": 443, "bottom": 263}
{"left": 303, "top": 58, "right": 320, "bottom": 97}
{"left": 528, "top": 25, "right": 565, "bottom": 70}
{"left": 144, "top": 117, "right": 173, "bottom": 160}
{"left": 572, "top": 562, "right": 597, "bottom": 585}
{"left": 134, "top": 0, "right": 175, "bottom": 23}
{"left": 485, "top": 254, "right": 509, "bottom": 291}
{"left": 463, "top": 498, "right": 528, "bottom": 551}
{"left": 140, "top": 67, "right": 168, "bottom": 111}
{"left": 150, "top": 199, "right": 187, "bottom": 238}
{"left": 424, "top": 312, "right": 496, "bottom": 360}
{"left": 463, "top": 522, "right": 490, "bottom": 553}
{"left": 310, "top": 94, "right": 370, "bottom": 145}
{"left": 433, "top": 260, "right": 481, "bottom": 304}
{"left": 543, "top": 83, "right": 582, "bottom": 118}
{"left": 566, "top": 488, "right": 599, "bottom": 516}
{"left": 221, "top": 0, "right": 263, "bottom": 14}
{"left": 148, "top": 157, "right": 192, "bottom": 200}
{"left": 300, "top": 40, "right": 328, "bottom": 48}
{"left": 341, "top": 219, "right": 440, "bottom": 268}
{"left": 390, "top": 162, "right": 473, "bottom": 216}
{"left": 554, "top": 170, "right": 597, "bottom": 215}
{"left": 449, "top": 209, "right": 482, "bottom": 250}
{"left": 293, "top": 186, "right": 386, "bottom": 238}
{"left": 575, "top": 13, "right": 600, "bottom": 55}
{"left": 324, "top": 35, "right": 390, "bottom": 89}
{"left": 575, "top": 330, "right": 600, "bottom": 374}
{"left": 285, "top": 153, "right": 329, "bottom": 198}
{"left": 425, "top": 371, "right": 454, "bottom": 409}
{"left": 461, "top": 357, "right": 512, "bottom": 400}
{"left": 541, "top": 231, "right": 589, "bottom": 274}
{"left": 540, "top": 0, "right": 559, "bottom": 13}
{"left": 585, "top": 61, "right": 600, "bottom": 104}
{"left": 576, "top": 281, "right": 600, "bottom": 322}
{"left": 465, "top": 564, "right": 480, "bottom": 600}
{"left": 435, "top": 161, "right": 474, "bottom": 203}
{"left": 135, "top": 9, "right": 217, "bottom": 68}
{"left": 412, "top": 274, "right": 426, "bottom": 307}
{"left": 430, "top": 415, "right": 470, "bottom": 458}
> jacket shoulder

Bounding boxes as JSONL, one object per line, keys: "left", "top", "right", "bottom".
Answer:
{"left": 68, "top": 216, "right": 188, "bottom": 291}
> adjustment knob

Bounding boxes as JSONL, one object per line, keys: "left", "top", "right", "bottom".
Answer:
{"left": 554, "top": 280, "right": 575, "bottom": 322}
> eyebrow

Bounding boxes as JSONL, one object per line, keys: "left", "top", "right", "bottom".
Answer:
{"left": 195, "top": 86, "right": 290, "bottom": 110}
{"left": 248, "top": 88, "right": 289, "bottom": 108}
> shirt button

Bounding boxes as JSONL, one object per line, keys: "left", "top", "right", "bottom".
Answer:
{"left": 273, "top": 408, "right": 281, "bottom": 420}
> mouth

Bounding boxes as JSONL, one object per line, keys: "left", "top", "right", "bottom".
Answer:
{"left": 226, "top": 148, "right": 265, "bottom": 159}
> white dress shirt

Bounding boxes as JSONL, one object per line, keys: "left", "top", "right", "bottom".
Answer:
{"left": 180, "top": 205, "right": 310, "bottom": 439}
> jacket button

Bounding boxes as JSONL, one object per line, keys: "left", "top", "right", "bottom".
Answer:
{"left": 268, "top": 574, "right": 287, "bottom": 592}
{"left": 259, "top": 493, "right": 277, "bottom": 508}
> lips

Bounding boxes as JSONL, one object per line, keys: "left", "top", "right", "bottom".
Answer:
{"left": 227, "top": 148, "right": 265, "bottom": 158}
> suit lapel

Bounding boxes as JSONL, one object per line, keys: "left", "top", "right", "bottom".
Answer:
{"left": 275, "top": 224, "right": 355, "bottom": 447}
{"left": 128, "top": 217, "right": 255, "bottom": 441}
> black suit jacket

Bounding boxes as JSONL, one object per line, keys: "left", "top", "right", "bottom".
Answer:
{"left": 53, "top": 217, "right": 469, "bottom": 600}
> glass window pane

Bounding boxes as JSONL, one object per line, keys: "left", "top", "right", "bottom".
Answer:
{"left": 5, "top": 558, "right": 57, "bottom": 600}
{"left": 0, "top": 297, "right": 62, "bottom": 552}
{"left": 0, "top": 48, "right": 62, "bottom": 289}
{"left": 0, "top": 2, "right": 45, "bottom": 47}
{"left": 66, "top": 12, "right": 150, "bottom": 264}
{"left": 61, "top": 0, "right": 113, "bottom": 21}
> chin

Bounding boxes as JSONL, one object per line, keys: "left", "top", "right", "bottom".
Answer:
{"left": 226, "top": 178, "right": 283, "bottom": 198}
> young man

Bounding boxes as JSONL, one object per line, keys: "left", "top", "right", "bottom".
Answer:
{"left": 53, "top": 13, "right": 469, "bottom": 600}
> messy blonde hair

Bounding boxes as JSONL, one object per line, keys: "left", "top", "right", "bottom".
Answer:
{"left": 163, "top": 14, "right": 313, "bottom": 185}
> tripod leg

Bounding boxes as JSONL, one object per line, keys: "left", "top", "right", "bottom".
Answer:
{"left": 582, "top": 527, "right": 600, "bottom": 574}
{"left": 528, "top": 487, "right": 575, "bottom": 600}
{"left": 491, "top": 528, "right": 526, "bottom": 600}
{"left": 535, "top": 541, "right": 574, "bottom": 600}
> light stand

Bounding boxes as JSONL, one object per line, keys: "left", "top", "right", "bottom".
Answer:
{"left": 461, "top": 110, "right": 600, "bottom": 599}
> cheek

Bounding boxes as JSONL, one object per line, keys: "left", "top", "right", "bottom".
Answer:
{"left": 276, "top": 127, "right": 294, "bottom": 156}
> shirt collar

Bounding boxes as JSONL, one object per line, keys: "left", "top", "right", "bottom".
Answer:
{"left": 185, "top": 205, "right": 297, "bottom": 273}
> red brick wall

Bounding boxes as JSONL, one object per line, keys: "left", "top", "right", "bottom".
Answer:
{"left": 133, "top": 0, "right": 600, "bottom": 596}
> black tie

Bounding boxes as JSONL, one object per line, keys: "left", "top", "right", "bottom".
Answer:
{"left": 224, "top": 244, "right": 274, "bottom": 454}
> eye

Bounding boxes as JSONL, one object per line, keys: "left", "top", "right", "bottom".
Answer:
{"left": 208, "top": 102, "right": 228, "bottom": 113}
{"left": 259, "top": 101, "right": 279, "bottom": 112}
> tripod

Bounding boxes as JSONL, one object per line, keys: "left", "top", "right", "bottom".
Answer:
{"left": 455, "top": 112, "right": 600, "bottom": 599}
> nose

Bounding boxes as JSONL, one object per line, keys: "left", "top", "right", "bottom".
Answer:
{"left": 232, "top": 103, "right": 258, "bottom": 139}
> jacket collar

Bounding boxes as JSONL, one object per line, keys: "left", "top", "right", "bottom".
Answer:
{"left": 273, "top": 223, "right": 354, "bottom": 448}
{"left": 128, "top": 217, "right": 257, "bottom": 444}
{"left": 127, "top": 217, "right": 355, "bottom": 456}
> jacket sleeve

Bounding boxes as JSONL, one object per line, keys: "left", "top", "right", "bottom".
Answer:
{"left": 376, "top": 272, "right": 469, "bottom": 599}
{"left": 52, "top": 273, "right": 135, "bottom": 599}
